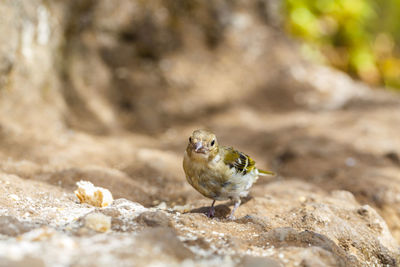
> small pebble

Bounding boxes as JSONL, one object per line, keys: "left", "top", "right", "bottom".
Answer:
{"left": 84, "top": 212, "right": 111, "bottom": 233}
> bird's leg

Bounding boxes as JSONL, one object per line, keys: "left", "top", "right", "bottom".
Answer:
{"left": 228, "top": 199, "right": 241, "bottom": 220}
{"left": 207, "top": 200, "right": 216, "bottom": 218}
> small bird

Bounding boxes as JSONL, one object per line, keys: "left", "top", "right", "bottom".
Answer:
{"left": 183, "top": 129, "right": 275, "bottom": 219}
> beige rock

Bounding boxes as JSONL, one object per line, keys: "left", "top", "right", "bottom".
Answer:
{"left": 0, "top": 216, "right": 33, "bottom": 236}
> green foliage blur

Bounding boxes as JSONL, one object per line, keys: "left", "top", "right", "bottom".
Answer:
{"left": 284, "top": 0, "right": 400, "bottom": 89}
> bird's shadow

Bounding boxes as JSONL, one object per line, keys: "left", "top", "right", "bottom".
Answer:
{"left": 189, "top": 196, "right": 252, "bottom": 219}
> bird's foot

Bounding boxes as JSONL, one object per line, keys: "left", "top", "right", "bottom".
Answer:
{"left": 207, "top": 206, "right": 215, "bottom": 218}
{"left": 227, "top": 214, "right": 236, "bottom": 220}
{"left": 227, "top": 199, "right": 241, "bottom": 220}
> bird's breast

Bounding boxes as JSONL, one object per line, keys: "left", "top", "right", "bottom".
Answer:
{"left": 183, "top": 152, "right": 230, "bottom": 199}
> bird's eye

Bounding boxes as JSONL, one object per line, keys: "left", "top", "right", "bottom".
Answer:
{"left": 189, "top": 137, "right": 192, "bottom": 143}
{"left": 210, "top": 140, "right": 215, "bottom": 146}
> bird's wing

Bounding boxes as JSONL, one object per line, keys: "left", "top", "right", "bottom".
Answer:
{"left": 222, "top": 146, "right": 256, "bottom": 175}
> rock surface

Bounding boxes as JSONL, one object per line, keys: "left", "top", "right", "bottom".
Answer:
{"left": 0, "top": 0, "right": 400, "bottom": 266}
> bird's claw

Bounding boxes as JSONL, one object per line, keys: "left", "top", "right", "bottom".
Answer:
{"left": 207, "top": 207, "right": 215, "bottom": 218}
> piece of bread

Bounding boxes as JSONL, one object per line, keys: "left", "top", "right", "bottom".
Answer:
{"left": 74, "top": 181, "right": 113, "bottom": 207}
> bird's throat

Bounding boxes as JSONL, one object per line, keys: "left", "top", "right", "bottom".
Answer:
{"left": 188, "top": 150, "right": 209, "bottom": 162}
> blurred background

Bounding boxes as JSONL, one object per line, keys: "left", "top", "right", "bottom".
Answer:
{"left": 1, "top": 0, "right": 400, "bottom": 136}
{"left": 285, "top": 0, "right": 400, "bottom": 88}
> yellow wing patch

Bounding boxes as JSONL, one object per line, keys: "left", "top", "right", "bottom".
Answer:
{"left": 223, "top": 146, "right": 255, "bottom": 174}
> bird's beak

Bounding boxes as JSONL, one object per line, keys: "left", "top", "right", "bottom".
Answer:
{"left": 194, "top": 142, "right": 203, "bottom": 153}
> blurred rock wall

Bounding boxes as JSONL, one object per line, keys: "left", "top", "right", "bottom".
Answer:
{"left": 0, "top": 0, "right": 66, "bottom": 137}
{"left": 0, "top": 0, "right": 287, "bottom": 136}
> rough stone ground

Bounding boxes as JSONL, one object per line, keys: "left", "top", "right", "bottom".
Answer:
{"left": 1, "top": 0, "right": 400, "bottom": 266}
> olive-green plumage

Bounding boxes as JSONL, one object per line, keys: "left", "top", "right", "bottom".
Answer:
{"left": 183, "top": 129, "right": 274, "bottom": 219}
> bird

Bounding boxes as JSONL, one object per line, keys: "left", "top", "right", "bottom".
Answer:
{"left": 183, "top": 129, "right": 275, "bottom": 219}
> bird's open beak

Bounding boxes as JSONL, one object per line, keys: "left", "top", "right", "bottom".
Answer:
{"left": 194, "top": 142, "right": 204, "bottom": 153}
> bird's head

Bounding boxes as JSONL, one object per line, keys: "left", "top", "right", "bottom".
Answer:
{"left": 186, "top": 129, "right": 219, "bottom": 160}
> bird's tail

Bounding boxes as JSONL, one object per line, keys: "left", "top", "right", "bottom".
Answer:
{"left": 258, "top": 169, "right": 276, "bottom": 176}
